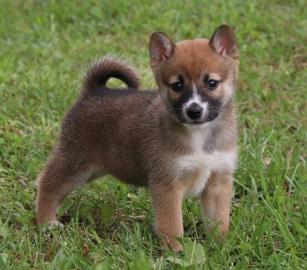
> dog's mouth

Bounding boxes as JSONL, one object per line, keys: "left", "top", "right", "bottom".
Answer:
{"left": 182, "top": 115, "right": 218, "bottom": 125}
{"left": 182, "top": 119, "right": 206, "bottom": 125}
{"left": 180, "top": 111, "right": 219, "bottom": 125}
{"left": 171, "top": 109, "right": 219, "bottom": 126}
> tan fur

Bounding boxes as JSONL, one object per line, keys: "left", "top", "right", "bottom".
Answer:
{"left": 201, "top": 172, "right": 233, "bottom": 235}
{"left": 151, "top": 182, "right": 185, "bottom": 251}
{"left": 36, "top": 25, "right": 239, "bottom": 252}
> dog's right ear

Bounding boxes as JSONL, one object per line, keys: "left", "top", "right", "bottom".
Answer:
{"left": 149, "top": 32, "right": 175, "bottom": 67}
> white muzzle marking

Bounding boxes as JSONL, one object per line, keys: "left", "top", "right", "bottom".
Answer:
{"left": 182, "top": 84, "right": 208, "bottom": 122}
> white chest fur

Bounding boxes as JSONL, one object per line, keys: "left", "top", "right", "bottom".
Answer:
{"left": 173, "top": 126, "right": 237, "bottom": 197}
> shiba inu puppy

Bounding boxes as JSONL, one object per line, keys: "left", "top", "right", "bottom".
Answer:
{"left": 36, "top": 25, "right": 239, "bottom": 251}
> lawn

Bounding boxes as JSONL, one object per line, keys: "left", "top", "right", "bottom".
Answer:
{"left": 0, "top": 0, "right": 306, "bottom": 269}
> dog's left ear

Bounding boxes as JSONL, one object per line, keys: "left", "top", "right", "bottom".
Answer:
{"left": 209, "top": 25, "right": 238, "bottom": 59}
{"left": 149, "top": 32, "right": 175, "bottom": 67}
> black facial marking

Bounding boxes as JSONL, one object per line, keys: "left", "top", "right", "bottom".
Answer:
{"left": 170, "top": 89, "right": 193, "bottom": 122}
{"left": 207, "top": 99, "right": 221, "bottom": 122}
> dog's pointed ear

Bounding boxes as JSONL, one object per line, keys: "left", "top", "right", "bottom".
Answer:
{"left": 149, "top": 32, "right": 175, "bottom": 67}
{"left": 209, "top": 25, "right": 238, "bottom": 59}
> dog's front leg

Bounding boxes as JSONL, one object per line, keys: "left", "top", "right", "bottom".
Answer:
{"left": 150, "top": 182, "right": 184, "bottom": 252}
{"left": 201, "top": 172, "right": 233, "bottom": 236}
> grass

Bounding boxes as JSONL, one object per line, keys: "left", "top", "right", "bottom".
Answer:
{"left": 0, "top": 0, "right": 306, "bottom": 269}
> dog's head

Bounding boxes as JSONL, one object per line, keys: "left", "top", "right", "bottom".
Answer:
{"left": 149, "top": 25, "right": 239, "bottom": 126}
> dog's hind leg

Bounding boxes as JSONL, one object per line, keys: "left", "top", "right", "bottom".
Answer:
{"left": 36, "top": 154, "right": 95, "bottom": 225}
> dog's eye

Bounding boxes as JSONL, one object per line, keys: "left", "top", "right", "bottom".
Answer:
{"left": 207, "top": 79, "right": 219, "bottom": 90}
{"left": 170, "top": 81, "right": 184, "bottom": 92}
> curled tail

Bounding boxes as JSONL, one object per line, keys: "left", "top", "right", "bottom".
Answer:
{"left": 83, "top": 57, "right": 139, "bottom": 93}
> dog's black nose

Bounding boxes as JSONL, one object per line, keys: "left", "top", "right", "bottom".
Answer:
{"left": 186, "top": 103, "right": 203, "bottom": 120}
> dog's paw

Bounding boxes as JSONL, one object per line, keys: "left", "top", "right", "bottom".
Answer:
{"left": 168, "top": 240, "right": 183, "bottom": 253}
{"left": 48, "top": 220, "right": 64, "bottom": 229}
{"left": 159, "top": 233, "right": 183, "bottom": 253}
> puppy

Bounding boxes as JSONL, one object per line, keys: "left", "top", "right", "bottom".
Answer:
{"left": 36, "top": 25, "right": 239, "bottom": 251}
